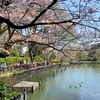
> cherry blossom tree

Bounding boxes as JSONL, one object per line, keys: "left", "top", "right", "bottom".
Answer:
{"left": 0, "top": 0, "right": 100, "bottom": 61}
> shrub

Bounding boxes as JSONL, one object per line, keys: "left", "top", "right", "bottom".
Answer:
{"left": 25, "top": 57, "right": 31, "bottom": 63}
{"left": 5, "top": 57, "right": 13, "bottom": 65}
{"left": 0, "top": 58, "right": 5, "bottom": 63}
{"left": 10, "top": 50, "right": 20, "bottom": 57}
{"left": 12, "top": 57, "right": 30, "bottom": 64}
{"left": 0, "top": 79, "right": 17, "bottom": 100}
{"left": 35, "top": 56, "right": 43, "bottom": 62}
{"left": 13, "top": 57, "right": 22, "bottom": 64}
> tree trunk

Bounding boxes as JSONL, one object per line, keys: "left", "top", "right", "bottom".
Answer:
{"left": 28, "top": 42, "right": 36, "bottom": 62}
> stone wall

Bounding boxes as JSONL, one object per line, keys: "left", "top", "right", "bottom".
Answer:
{"left": 9, "top": 64, "right": 60, "bottom": 85}
{"left": 69, "top": 60, "right": 100, "bottom": 64}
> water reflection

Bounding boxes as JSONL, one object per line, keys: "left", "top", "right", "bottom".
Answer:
{"left": 27, "top": 64, "right": 100, "bottom": 100}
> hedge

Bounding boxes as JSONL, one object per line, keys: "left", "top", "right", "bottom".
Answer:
{"left": 0, "top": 57, "right": 30, "bottom": 65}
{"left": 35, "top": 56, "right": 43, "bottom": 62}
{"left": 5, "top": 57, "right": 14, "bottom": 65}
{"left": 10, "top": 50, "right": 20, "bottom": 57}
{"left": 0, "top": 58, "right": 5, "bottom": 63}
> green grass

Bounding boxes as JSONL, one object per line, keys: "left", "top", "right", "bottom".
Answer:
{"left": 12, "top": 69, "right": 24, "bottom": 74}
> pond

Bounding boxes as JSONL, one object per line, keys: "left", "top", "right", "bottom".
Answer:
{"left": 27, "top": 64, "right": 100, "bottom": 100}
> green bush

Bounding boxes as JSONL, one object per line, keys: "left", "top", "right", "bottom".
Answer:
{"left": 0, "top": 79, "right": 17, "bottom": 100}
{"left": 21, "top": 57, "right": 26, "bottom": 62}
{"left": 2, "top": 56, "right": 31, "bottom": 65}
{"left": 5, "top": 57, "right": 13, "bottom": 65}
{"left": 25, "top": 57, "right": 31, "bottom": 63}
{"left": 35, "top": 56, "right": 43, "bottom": 62}
{"left": 12, "top": 57, "right": 22, "bottom": 64}
{"left": 0, "top": 58, "right": 5, "bottom": 63}
{"left": 10, "top": 50, "right": 20, "bottom": 57}
{"left": 12, "top": 57, "right": 30, "bottom": 64}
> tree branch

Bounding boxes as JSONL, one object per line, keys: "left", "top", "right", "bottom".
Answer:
{"left": 0, "top": 0, "right": 58, "bottom": 29}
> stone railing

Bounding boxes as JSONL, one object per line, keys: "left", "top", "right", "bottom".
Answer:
{"left": 0, "top": 62, "right": 40, "bottom": 74}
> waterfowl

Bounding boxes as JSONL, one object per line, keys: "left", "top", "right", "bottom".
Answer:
{"left": 81, "top": 82, "right": 83, "bottom": 84}
{"left": 75, "top": 86, "right": 77, "bottom": 88}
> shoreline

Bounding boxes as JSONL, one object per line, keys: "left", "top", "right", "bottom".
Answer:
{"left": 69, "top": 60, "right": 100, "bottom": 64}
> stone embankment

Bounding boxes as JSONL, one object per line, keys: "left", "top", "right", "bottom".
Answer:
{"left": 8, "top": 64, "right": 60, "bottom": 85}
{"left": 69, "top": 60, "right": 100, "bottom": 64}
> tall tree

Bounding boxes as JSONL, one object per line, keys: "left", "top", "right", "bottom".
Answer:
{"left": 0, "top": 0, "right": 100, "bottom": 60}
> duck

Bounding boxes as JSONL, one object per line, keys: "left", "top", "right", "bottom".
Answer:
{"left": 75, "top": 86, "right": 77, "bottom": 88}
{"left": 81, "top": 82, "right": 83, "bottom": 84}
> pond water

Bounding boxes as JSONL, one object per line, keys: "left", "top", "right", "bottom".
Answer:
{"left": 27, "top": 64, "right": 100, "bottom": 100}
